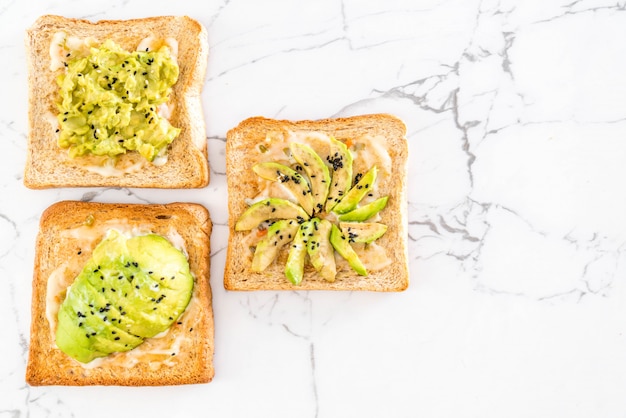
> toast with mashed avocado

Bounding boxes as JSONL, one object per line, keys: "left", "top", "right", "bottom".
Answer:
{"left": 26, "top": 201, "right": 214, "bottom": 386}
{"left": 24, "top": 15, "right": 209, "bottom": 188}
{"left": 224, "top": 114, "right": 409, "bottom": 291}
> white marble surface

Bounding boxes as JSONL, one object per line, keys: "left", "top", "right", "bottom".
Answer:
{"left": 2, "top": 0, "right": 626, "bottom": 416}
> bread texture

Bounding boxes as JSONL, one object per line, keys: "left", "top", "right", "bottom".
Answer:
{"left": 26, "top": 201, "right": 214, "bottom": 386}
{"left": 224, "top": 114, "right": 409, "bottom": 291}
{"left": 24, "top": 15, "right": 209, "bottom": 188}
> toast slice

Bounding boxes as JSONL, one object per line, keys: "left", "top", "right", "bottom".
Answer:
{"left": 224, "top": 114, "right": 409, "bottom": 291}
{"left": 26, "top": 201, "right": 214, "bottom": 386}
{"left": 24, "top": 15, "right": 209, "bottom": 188}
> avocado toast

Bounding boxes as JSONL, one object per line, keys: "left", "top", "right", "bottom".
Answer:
{"left": 26, "top": 201, "right": 214, "bottom": 386}
{"left": 24, "top": 15, "right": 209, "bottom": 188}
{"left": 224, "top": 114, "right": 409, "bottom": 291}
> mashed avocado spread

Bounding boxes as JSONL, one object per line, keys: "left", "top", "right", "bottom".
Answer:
{"left": 57, "top": 39, "right": 180, "bottom": 162}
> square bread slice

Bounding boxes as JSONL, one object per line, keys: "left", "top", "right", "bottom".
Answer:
{"left": 26, "top": 201, "right": 214, "bottom": 386}
{"left": 24, "top": 15, "right": 209, "bottom": 188}
{"left": 224, "top": 114, "right": 409, "bottom": 291}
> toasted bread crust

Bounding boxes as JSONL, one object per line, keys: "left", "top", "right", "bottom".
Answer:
{"left": 224, "top": 114, "right": 409, "bottom": 291}
{"left": 24, "top": 15, "right": 209, "bottom": 188}
{"left": 26, "top": 201, "right": 214, "bottom": 386}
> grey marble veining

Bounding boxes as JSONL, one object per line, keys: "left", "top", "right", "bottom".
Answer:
{"left": 2, "top": 0, "right": 626, "bottom": 417}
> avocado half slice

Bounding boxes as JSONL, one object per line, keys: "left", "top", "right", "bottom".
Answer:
{"left": 55, "top": 230, "right": 193, "bottom": 363}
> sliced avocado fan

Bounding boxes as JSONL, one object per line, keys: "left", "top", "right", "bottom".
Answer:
{"left": 236, "top": 136, "right": 390, "bottom": 284}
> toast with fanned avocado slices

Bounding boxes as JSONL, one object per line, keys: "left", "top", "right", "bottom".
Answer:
{"left": 224, "top": 114, "right": 409, "bottom": 291}
{"left": 26, "top": 201, "right": 214, "bottom": 386}
{"left": 24, "top": 15, "right": 209, "bottom": 188}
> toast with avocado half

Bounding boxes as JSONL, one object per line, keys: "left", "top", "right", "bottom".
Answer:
{"left": 26, "top": 201, "right": 214, "bottom": 386}
{"left": 24, "top": 15, "right": 209, "bottom": 188}
{"left": 224, "top": 114, "right": 409, "bottom": 291}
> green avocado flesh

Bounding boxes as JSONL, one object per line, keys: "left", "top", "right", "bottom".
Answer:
{"left": 55, "top": 230, "right": 193, "bottom": 363}
{"left": 253, "top": 162, "right": 314, "bottom": 215}
{"left": 235, "top": 198, "right": 310, "bottom": 231}
{"left": 251, "top": 219, "right": 300, "bottom": 272}
{"left": 332, "top": 166, "right": 378, "bottom": 215}
{"left": 339, "top": 222, "right": 388, "bottom": 243}
{"left": 330, "top": 224, "right": 368, "bottom": 276}
{"left": 338, "top": 196, "right": 389, "bottom": 222}
{"left": 284, "top": 222, "right": 310, "bottom": 286}
{"left": 325, "top": 137, "right": 353, "bottom": 213}
{"left": 290, "top": 142, "right": 331, "bottom": 215}
{"left": 57, "top": 39, "right": 180, "bottom": 161}
{"left": 307, "top": 218, "right": 336, "bottom": 282}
